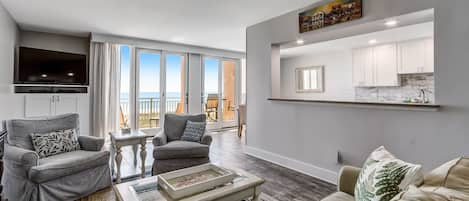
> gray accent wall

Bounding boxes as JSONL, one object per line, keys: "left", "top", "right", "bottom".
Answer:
{"left": 246, "top": 0, "right": 469, "bottom": 182}
{"left": 0, "top": 2, "right": 21, "bottom": 123}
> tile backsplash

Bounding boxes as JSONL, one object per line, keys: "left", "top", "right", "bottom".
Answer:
{"left": 355, "top": 74, "right": 434, "bottom": 103}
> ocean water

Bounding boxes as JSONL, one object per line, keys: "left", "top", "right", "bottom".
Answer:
{"left": 120, "top": 92, "right": 181, "bottom": 100}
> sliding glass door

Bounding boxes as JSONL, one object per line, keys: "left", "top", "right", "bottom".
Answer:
{"left": 119, "top": 47, "right": 188, "bottom": 131}
{"left": 165, "top": 53, "right": 187, "bottom": 114}
{"left": 137, "top": 50, "right": 162, "bottom": 129}
{"left": 202, "top": 57, "right": 240, "bottom": 129}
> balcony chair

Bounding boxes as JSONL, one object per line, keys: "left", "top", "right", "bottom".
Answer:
{"left": 152, "top": 113, "right": 212, "bottom": 175}
{"left": 2, "top": 114, "right": 111, "bottom": 201}
{"left": 205, "top": 94, "right": 219, "bottom": 120}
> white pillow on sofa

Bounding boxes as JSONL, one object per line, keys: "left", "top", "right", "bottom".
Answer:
{"left": 354, "top": 146, "right": 424, "bottom": 201}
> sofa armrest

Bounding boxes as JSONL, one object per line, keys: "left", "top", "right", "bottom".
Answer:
{"left": 3, "top": 143, "right": 38, "bottom": 167}
{"left": 152, "top": 132, "right": 167, "bottom": 146}
{"left": 78, "top": 136, "right": 104, "bottom": 151}
{"left": 201, "top": 132, "right": 212, "bottom": 145}
{"left": 338, "top": 166, "right": 361, "bottom": 196}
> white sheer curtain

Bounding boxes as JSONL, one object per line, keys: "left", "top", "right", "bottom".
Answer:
{"left": 90, "top": 42, "right": 120, "bottom": 138}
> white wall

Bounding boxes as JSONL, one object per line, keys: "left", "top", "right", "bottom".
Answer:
{"left": 280, "top": 51, "right": 355, "bottom": 100}
{"left": 0, "top": 2, "right": 22, "bottom": 124}
{"left": 246, "top": 0, "right": 469, "bottom": 184}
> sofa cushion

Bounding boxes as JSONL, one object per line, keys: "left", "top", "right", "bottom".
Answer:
{"left": 6, "top": 114, "right": 79, "bottom": 150}
{"left": 181, "top": 121, "right": 206, "bottom": 142}
{"left": 321, "top": 192, "right": 354, "bottom": 201}
{"left": 423, "top": 157, "right": 469, "bottom": 193}
{"left": 164, "top": 114, "right": 205, "bottom": 141}
{"left": 31, "top": 129, "right": 81, "bottom": 158}
{"left": 29, "top": 150, "right": 109, "bottom": 183}
{"left": 355, "top": 146, "right": 423, "bottom": 201}
{"left": 153, "top": 140, "right": 209, "bottom": 160}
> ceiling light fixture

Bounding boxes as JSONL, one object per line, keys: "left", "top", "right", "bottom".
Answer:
{"left": 67, "top": 72, "right": 75, "bottom": 77}
{"left": 385, "top": 19, "right": 398, "bottom": 27}
{"left": 296, "top": 39, "right": 305, "bottom": 45}
{"left": 41, "top": 74, "right": 47, "bottom": 78}
{"left": 368, "top": 39, "right": 377, "bottom": 45}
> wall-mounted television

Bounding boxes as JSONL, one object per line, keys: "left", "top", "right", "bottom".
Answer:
{"left": 15, "top": 47, "right": 88, "bottom": 85}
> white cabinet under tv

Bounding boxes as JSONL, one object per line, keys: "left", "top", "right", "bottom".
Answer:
{"left": 24, "top": 93, "right": 90, "bottom": 135}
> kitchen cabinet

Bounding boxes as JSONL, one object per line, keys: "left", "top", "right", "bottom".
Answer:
{"left": 374, "top": 44, "right": 398, "bottom": 86}
{"left": 398, "top": 37, "right": 434, "bottom": 74}
{"left": 353, "top": 43, "right": 399, "bottom": 87}
{"left": 352, "top": 47, "right": 374, "bottom": 86}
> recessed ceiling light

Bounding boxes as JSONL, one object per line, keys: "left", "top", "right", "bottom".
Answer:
{"left": 385, "top": 20, "right": 398, "bottom": 27}
{"left": 67, "top": 72, "right": 75, "bottom": 77}
{"left": 368, "top": 39, "right": 377, "bottom": 44}
{"left": 41, "top": 74, "right": 47, "bottom": 78}
{"left": 296, "top": 39, "right": 305, "bottom": 45}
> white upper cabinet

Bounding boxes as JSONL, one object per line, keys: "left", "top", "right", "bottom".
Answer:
{"left": 353, "top": 43, "right": 399, "bottom": 87}
{"left": 353, "top": 47, "right": 374, "bottom": 86}
{"left": 398, "top": 37, "right": 434, "bottom": 74}
{"left": 374, "top": 44, "right": 398, "bottom": 86}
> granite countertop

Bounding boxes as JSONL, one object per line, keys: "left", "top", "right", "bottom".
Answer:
{"left": 267, "top": 98, "right": 440, "bottom": 110}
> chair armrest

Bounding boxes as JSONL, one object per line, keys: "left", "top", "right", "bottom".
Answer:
{"left": 3, "top": 143, "right": 38, "bottom": 167}
{"left": 78, "top": 136, "right": 104, "bottom": 151}
{"left": 338, "top": 166, "right": 361, "bottom": 196}
{"left": 152, "top": 132, "right": 167, "bottom": 146}
{"left": 201, "top": 132, "right": 212, "bottom": 145}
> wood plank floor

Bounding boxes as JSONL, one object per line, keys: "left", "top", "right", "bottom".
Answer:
{"left": 92, "top": 129, "right": 336, "bottom": 201}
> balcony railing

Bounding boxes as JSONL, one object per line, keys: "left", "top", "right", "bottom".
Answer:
{"left": 120, "top": 98, "right": 182, "bottom": 128}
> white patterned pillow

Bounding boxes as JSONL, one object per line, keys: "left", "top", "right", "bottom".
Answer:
{"left": 180, "top": 121, "right": 206, "bottom": 142}
{"left": 355, "top": 146, "right": 423, "bottom": 201}
{"left": 31, "top": 129, "right": 81, "bottom": 158}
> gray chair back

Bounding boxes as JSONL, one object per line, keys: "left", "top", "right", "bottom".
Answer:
{"left": 164, "top": 113, "right": 205, "bottom": 141}
{"left": 6, "top": 113, "right": 79, "bottom": 150}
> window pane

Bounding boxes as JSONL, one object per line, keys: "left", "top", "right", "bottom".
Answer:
{"left": 310, "top": 70, "right": 318, "bottom": 89}
{"left": 166, "top": 54, "right": 185, "bottom": 114}
{"left": 222, "top": 60, "right": 236, "bottom": 121}
{"left": 204, "top": 58, "right": 219, "bottom": 122}
{"left": 119, "top": 45, "right": 130, "bottom": 129}
{"left": 138, "top": 52, "right": 161, "bottom": 129}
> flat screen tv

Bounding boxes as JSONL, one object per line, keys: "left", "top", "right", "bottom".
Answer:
{"left": 15, "top": 47, "right": 88, "bottom": 85}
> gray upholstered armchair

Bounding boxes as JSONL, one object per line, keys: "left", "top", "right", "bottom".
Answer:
{"left": 152, "top": 113, "right": 212, "bottom": 175}
{"left": 1, "top": 113, "right": 111, "bottom": 201}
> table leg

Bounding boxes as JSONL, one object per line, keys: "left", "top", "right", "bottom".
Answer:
{"left": 253, "top": 186, "right": 261, "bottom": 201}
{"left": 140, "top": 140, "right": 147, "bottom": 178}
{"left": 132, "top": 144, "right": 138, "bottom": 167}
{"left": 115, "top": 145, "right": 123, "bottom": 183}
{"left": 110, "top": 143, "right": 115, "bottom": 176}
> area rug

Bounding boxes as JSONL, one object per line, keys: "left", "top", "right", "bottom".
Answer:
{"left": 79, "top": 187, "right": 278, "bottom": 201}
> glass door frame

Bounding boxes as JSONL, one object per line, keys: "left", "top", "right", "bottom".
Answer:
{"left": 162, "top": 51, "right": 189, "bottom": 114}
{"left": 131, "top": 48, "right": 189, "bottom": 131}
{"left": 201, "top": 56, "right": 241, "bottom": 130}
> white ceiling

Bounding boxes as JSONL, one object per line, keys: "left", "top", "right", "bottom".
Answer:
{"left": 0, "top": 0, "right": 318, "bottom": 52}
{"left": 281, "top": 22, "right": 434, "bottom": 58}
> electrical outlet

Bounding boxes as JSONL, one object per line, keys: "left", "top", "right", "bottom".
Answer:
{"left": 337, "top": 150, "right": 343, "bottom": 164}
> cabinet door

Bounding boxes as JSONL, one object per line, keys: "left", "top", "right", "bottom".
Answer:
{"left": 374, "top": 44, "right": 399, "bottom": 86}
{"left": 423, "top": 38, "right": 434, "bottom": 73}
{"left": 55, "top": 95, "right": 78, "bottom": 115}
{"left": 398, "top": 39, "right": 425, "bottom": 74}
{"left": 353, "top": 47, "right": 374, "bottom": 86}
{"left": 25, "top": 95, "right": 53, "bottom": 117}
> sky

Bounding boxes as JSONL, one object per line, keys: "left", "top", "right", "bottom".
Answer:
{"left": 120, "top": 46, "right": 219, "bottom": 97}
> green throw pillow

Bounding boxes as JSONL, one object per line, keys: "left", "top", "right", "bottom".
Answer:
{"left": 354, "top": 146, "right": 423, "bottom": 201}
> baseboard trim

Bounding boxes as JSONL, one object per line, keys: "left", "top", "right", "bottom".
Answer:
{"left": 244, "top": 146, "right": 338, "bottom": 185}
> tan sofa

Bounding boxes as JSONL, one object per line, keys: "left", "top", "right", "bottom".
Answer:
{"left": 322, "top": 157, "right": 469, "bottom": 201}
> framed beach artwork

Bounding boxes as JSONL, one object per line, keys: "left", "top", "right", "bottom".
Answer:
{"left": 299, "top": 0, "right": 362, "bottom": 33}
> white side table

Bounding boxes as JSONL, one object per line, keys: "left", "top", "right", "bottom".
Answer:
{"left": 109, "top": 130, "right": 154, "bottom": 183}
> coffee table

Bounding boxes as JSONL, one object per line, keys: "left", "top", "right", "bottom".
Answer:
{"left": 114, "top": 166, "right": 265, "bottom": 201}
